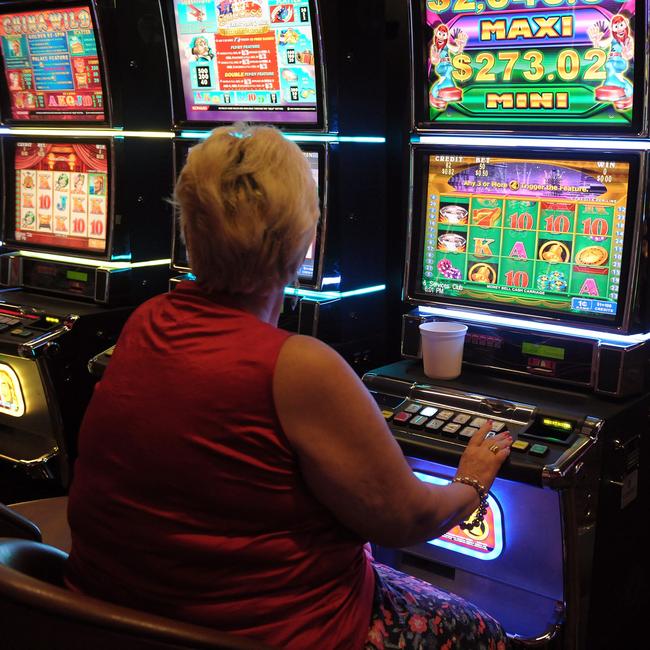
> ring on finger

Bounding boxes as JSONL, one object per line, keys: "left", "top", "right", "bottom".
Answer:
{"left": 489, "top": 444, "right": 500, "bottom": 455}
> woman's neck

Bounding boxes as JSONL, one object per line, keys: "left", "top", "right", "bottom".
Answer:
{"left": 221, "top": 287, "right": 285, "bottom": 325}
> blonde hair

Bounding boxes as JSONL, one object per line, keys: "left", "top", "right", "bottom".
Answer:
{"left": 175, "top": 123, "right": 320, "bottom": 296}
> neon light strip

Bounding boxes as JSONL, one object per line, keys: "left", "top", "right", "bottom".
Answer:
{"left": 416, "top": 305, "right": 650, "bottom": 346}
{"left": 414, "top": 135, "right": 649, "bottom": 151}
{"left": 17, "top": 250, "right": 170, "bottom": 270}
{"left": 173, "top": 274, "right": 382, "bottom": 299}
{"left": 180, "top": 131, "right": 385, "bottom": 144}
{"left": 0, "top": 127, "right": 174, "bottom": 139}
{"left": 336, "top": 136, "right": 386, "bottom": 144}
{"left": 414, "top": 471, "right": 504, "bottom": 561}
{"left": 284, "top": 284, "right": 386, "bottom": 300}
{"left": 0, "top": 127, "right": 386, "bottom": 144}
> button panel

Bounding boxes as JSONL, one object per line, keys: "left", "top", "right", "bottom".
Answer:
{"left": 381, "top": 401, "right": 530, "bottom": 457}
{"left": 389, "top": 401, "right": 515, "bottom": 449}
{"left": 369, "top": 392, "right": 584, "bottom": 472}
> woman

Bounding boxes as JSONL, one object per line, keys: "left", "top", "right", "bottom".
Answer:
{"left": 65, "top": 124, "right": 511, "bottom": 649}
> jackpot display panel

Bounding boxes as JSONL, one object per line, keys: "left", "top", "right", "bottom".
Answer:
{"left": 0, "top": 1, "right": 108, "bottom": 124}
{"left": 3, "top": 139, "right": 112, "bottom": 257}
{"left": 164, "top": 0, "right": 325, "bottom": 129}
{"left": 172, "top": 140, "right": 326, "bottom": 287}
{"left": 411, "top": 0, "right": 646, "bottom": 133}
{"left": 408, "top": 147, "right": 643, "bottom": 330}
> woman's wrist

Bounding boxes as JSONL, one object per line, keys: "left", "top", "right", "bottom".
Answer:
{"left": 452, "top": 475, "right": 489, "bottom": 531}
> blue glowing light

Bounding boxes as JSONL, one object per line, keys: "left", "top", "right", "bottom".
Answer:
{"left": 414, "top": 471, "right": 504, "bottom": 561}
{"left": 179, "top": 131, "right": 385, "bottom": 144}
{"left": 413, "top": 134, "right": 650, "bottom": 151}
{"left": 415, "top": 306, "right": 650, "bottom": 347}
{"left": 284, "top": 284, "right": 386, "bottom": 300}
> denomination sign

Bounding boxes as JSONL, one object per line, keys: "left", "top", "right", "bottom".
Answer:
{"left": 419, "top": 0, "right": 640, "bottom": 129}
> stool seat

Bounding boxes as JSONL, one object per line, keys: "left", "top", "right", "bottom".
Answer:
{"left": 0, "top": 539, "right": 275, "bottom": 649}
{"left": 6, "top": 496, "right": 71, "bottom": 553}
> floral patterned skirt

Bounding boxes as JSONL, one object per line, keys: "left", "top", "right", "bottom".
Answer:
{"left": 365, "top": 563, "right": 508, "bottom": 650}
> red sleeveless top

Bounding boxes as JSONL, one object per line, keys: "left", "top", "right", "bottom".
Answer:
{"left": 66, "top": 281, "right": 374, "bottom": 649}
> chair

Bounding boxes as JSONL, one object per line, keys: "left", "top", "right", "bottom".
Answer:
{"left": 0, "top": 539, "right": 275, "bottom": 650}
{"left": 1, "top": 496, "right": 71, "bottom": 553}
{"left": 0, "top": 503, "right": 41, "bottom": 542}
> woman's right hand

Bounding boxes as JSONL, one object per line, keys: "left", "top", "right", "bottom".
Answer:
{"left": 455, "top": 421, "right": 512, "bottom": 492}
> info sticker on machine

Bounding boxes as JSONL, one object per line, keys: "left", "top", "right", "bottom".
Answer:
{"left": 415, "top": 471, "right": 504, "bottom": 560}
{"left": 0, "top": 363, "right": 25, "bottom": 417}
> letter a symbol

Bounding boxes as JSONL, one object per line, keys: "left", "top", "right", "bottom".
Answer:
{"left": 509, "top": 241, "right": 528, "bottom": 259}
{"left": 580, "top": 279, "right": 599, "bottom": 296}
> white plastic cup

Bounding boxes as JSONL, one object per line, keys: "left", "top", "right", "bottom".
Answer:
{"left": 419, "top": 321, "right": 468, "bottom": 380}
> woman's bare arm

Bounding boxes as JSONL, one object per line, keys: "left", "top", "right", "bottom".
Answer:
{"left": 273, "top": 335, "right": 510, "bottom": 547}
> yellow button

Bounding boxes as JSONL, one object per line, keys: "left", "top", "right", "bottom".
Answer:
{"left": 382, "top": 410, "right": 394, "bottom": 421}
{"left": 511, "top": 440, "right": 530, "bottom": 452}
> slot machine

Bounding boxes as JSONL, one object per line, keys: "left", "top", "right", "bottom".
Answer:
{"left": 0, "top": 0, "right": 172, "bottom": 130}
{"left": 367, "top": 1, "right": 649, "bottom": 648}
{"left": 0, "top": 0, "right": 173, "bottom": 495}
{"left": 161, "top": 0, "right": 388, "bottom": 369}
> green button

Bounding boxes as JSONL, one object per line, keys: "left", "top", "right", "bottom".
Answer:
{"left": 530, "top": 444, "right": 549, "bottom": 457}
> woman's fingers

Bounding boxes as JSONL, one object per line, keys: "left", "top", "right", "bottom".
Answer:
{"left": 467, "top": 420, "right": 493, "bottom": 446}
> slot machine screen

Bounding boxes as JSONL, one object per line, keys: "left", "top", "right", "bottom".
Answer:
{"left": 7, "top": 140, "right": 111, "bottom": 256}
{"left": 410, "top": 148, "right": 640, "bottom": 327}
{"left": 296, "top": 148, "right": 320, "bottom": 281}
{"left": 412, "top": 0, "right": 645, "bottom": 133}
{"left": 173, "top": 141, "right": 324, "bottom": 286}
{"left": 0, "top": 2, "right": 107, "bottom": 123}
{"left": 166, "top": 0, "right": 323, "bottom": 128}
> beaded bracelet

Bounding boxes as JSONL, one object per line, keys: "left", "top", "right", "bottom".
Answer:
{"left": 452, "top": 476, "right": 489, "bottom": 531}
